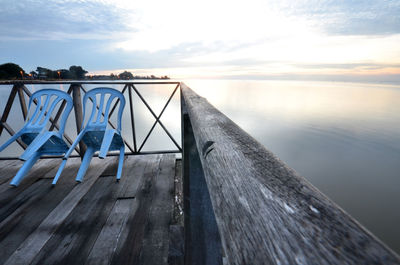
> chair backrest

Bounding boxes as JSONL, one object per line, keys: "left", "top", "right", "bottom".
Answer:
{"left": 81, "top": 87, "right": 126, "bottom": 131}
{"left": 26, "top": 89, "right": 73, "bottom": 134}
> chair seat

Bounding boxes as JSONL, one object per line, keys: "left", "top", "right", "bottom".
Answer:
{"left": 21, "top": 133, "right": 69, "bottom": 153}
{"left": 82, "top": 130, "right": 124, "bottom": 151}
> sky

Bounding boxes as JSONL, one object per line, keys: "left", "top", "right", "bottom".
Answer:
{"left": 1, "top": 0, "right": 400, "bottom": 82}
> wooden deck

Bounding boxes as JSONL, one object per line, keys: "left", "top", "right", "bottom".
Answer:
{"left": 0, "top": 154, "right": 180, "bottom": 265}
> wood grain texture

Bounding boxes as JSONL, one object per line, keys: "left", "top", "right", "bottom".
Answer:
{"left": 110, "top": 154, "right": 176, "bottom": 265}
{"left": 85, "top": 198, "right": 138, "bottom": 265}
{"left": 181, "top": 83, "right": 400, "bottom": 265}
{"left": 0, "top": 159, "right": 58, "bottom": 202}
{"left": 85, "top": 155, "right": 147, "bottom": 265}
{"left": 0, "top": 155, "right": 177, "bottom": 264}
{"left": 111, "top": 155, "right": 162, "bottom": 264}
{"left": 4, "top": 157, "right": 113, "bottom": 265}
{"left": 31, "top": 175, "right": 116, "bottom": 265}
{"left": 0, "top": 159, "right": 81, "bottom": 264}
{"left": 0, "top": 160, "right": 22, "bottom": 184}
{"left": 139, "top": 154, "right": 175, "bottom": 265}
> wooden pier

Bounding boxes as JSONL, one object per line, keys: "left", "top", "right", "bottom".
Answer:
{"left": 0, "top": 155, "right": 181, "bottom": 265}
{"left": 0, "top": 81, "right": 399, "bottom": 264}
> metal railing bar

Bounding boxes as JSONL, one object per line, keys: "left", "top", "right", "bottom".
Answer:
{"left": 131, "top": 84, "right": 182, "bottom": 152}
{"left": 0, "top": 149, "right": 180, "bottom": 160}
{"left": 0, "top": 84, "right": 18, "bottom": 136}
{"left": 128, "top": 85, "right": 138, "bottom": 152}
{"left": 108, "top": 84, "right": 128, "bottom": 118}
{"left": 137, "top": 83, "right": 180, "bottom": 152}
{"left": 156, "top": 119, "right": 182, "bottom": 151}
{"left": 138, "top": 119, "right": 157, "bottom": 152}
{"left": 2, "top": 122, "right": 27, "bottom": 149}
{"left": 159, "top": 83, "right": 180, "bottom": 120}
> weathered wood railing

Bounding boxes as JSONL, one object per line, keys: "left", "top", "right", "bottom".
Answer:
{"left": 180, "top": 83, "right": 400, "bottom": 265}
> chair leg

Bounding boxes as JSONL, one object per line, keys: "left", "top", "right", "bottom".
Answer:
{"left": 116, "top": 145, "right": 125, "bottom": 181}
{"left": 10, "top": 151, "right": 41, "bottom": 186}
{"left": 75, "top": 147, "right": 95, "bottom": 182}
{"left": 65, "top": 130, "right": 86, "bottom": 158}
{"left": 99, "top": 130, "right": 115, "bottom": 159}
{"left": 52, "top": 159, "right": 68, "bottom": 185}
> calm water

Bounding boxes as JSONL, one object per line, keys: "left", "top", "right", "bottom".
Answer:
{"left": 186, "top": 79, "right": 400, "bottom": 254}
{"left": 0, "top": 79, "right": 399, "bottom": 253}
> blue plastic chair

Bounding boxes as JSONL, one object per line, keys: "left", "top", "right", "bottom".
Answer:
{"left": 0, "top": 89, "right": 73, "bottom": 186}
{"left": 53, "top": 87, "right": 126, "bottom": 184}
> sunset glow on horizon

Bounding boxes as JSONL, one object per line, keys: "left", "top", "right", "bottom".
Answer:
{"left": 1, "top": 0, "right": 399, "bottom": 82}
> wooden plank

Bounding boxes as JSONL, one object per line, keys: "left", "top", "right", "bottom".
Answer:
{"left": 181, "top": 83, "right": 400, "bottom": 265}
{"left": 172, "top": 159, "right": 183, "bottom": 225}
{"left": 117, "top": 155, "right": 157, "bottom": 199}
{"left": 168, "top": 225, "right": 184, "bottom": 265}
{"left": 110, "top": 154, "right": 162, "bottom": 265}
{"left": 31, "top": 155, "right": 151, "bottom": 265}
{"left": 0, "top": 164, "right": 60, "bottom": 224}
{"left": 31, "top": 175, "right": 116, "bottom": 265}
{"left": 168, "top": 159, "right": 184, "bottom": 265}
{"left": 0, "top": 159, "right": 81, "bottom": 264}
{"left": 139, "top": 154, "right": 176, "bottom": 265}
{"left": 0, "top": 158, "right": 58, "bottom": 203}
{"left": 3, "top": 157, "right": 113, "bottom": 265}
{"left": 0, "top": 160, "right": 22, "bottom": 184}
{"left": 85, "top": 198, "right": 138, "bottom": 265}
{"left": 84, "top": 155, "right": 155, "bottom": 264}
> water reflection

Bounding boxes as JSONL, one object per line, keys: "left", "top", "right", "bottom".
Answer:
{"left": 186, "top": 79, "right": 400, "bottom": 254}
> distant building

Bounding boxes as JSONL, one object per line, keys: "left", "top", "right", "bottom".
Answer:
{"left": 37, "top": 68, "right": 48, "bottom": 79}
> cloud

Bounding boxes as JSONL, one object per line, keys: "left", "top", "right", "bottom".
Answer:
{"left": 1, "top": 0, "right": 399, "bottom": 83}
{"left": 0, "top": 0, "right": 133, "bottom": 40}
{"left": 292, "top": 63, "right": 400, "bottom": 70}
{"left": 285, "top": 0, "right": 400, "bottom": 36}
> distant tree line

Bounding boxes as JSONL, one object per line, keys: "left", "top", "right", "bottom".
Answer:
{"left": 35, "top": 65, "right": 88, "bottom": 80}
{"left": 89, "top": 71, "right": 170, "bottom": 80}
{"left": 0, "top": 63, "right": 88, "bottom": 80}
{"left": 0, "top": 63, "right": 25, "bottom": 79}
{"left": 0, "top": 63, "right": 170, "bottom": 80}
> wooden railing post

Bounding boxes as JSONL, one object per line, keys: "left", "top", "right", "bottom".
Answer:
{"left": 16, "top": 85, "right": 28, "bottom": 120}
{"left": 71, "top": 84, "right": 86, "bottom": 158}
{"left": 181, "top": 90, "right": 223, "bottom": 265}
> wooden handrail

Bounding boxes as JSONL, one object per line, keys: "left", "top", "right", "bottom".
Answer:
{"left": 181, "top": 83, "right": 400, "bottom": 264}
